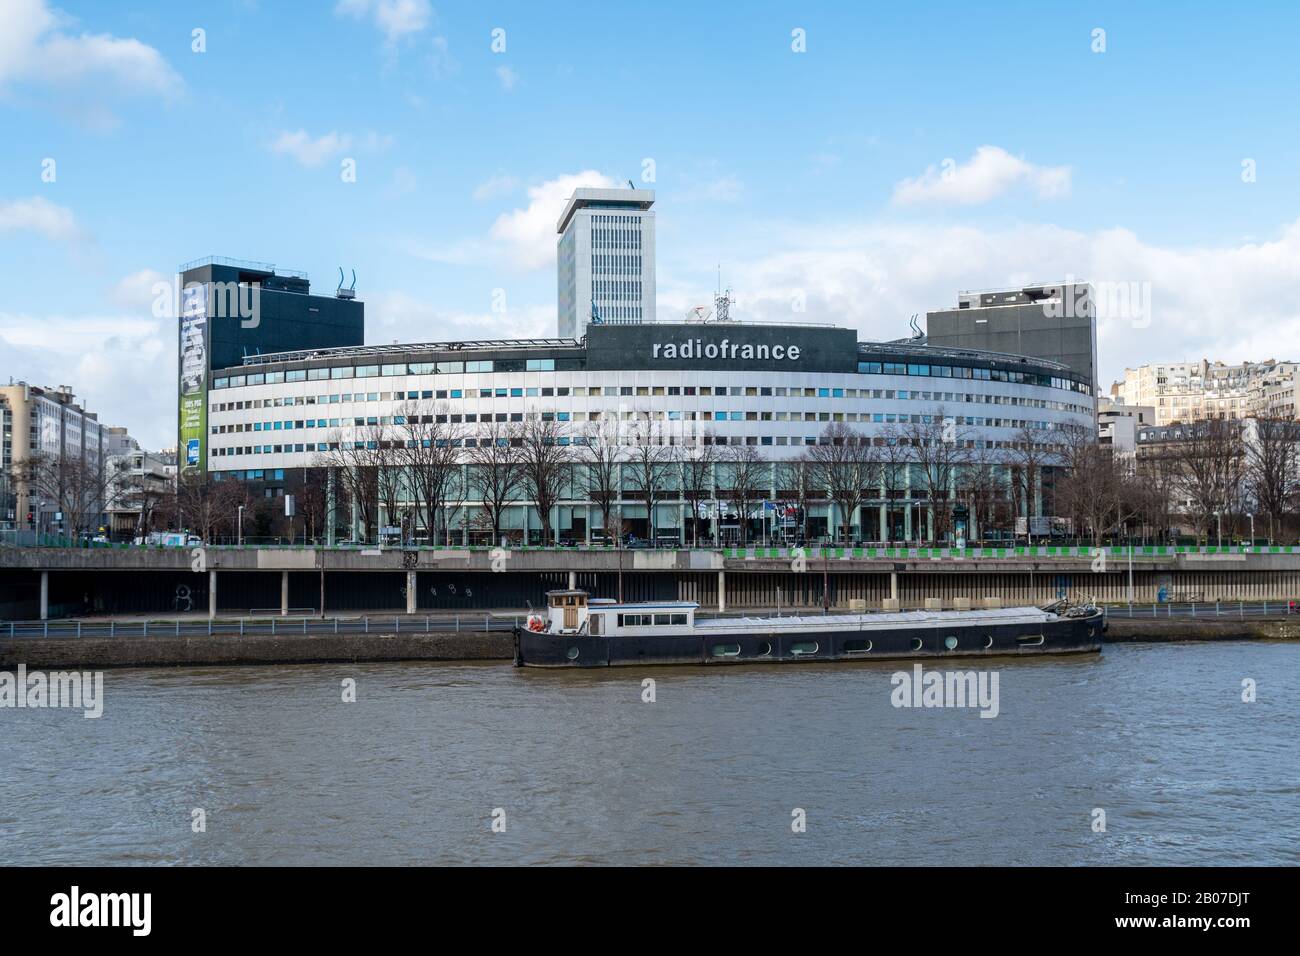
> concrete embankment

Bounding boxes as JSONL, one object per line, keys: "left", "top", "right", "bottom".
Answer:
{"left": 0, "top": 631, "right": 514, "bottom": 670}
{"left": 1105, "top": 617, "right": 1300, "bottom": 642}
{"left": 4, "top": 618, "right": 1298, "bottom": 671}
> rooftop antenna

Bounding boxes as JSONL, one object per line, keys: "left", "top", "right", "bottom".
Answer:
{"left": 336, "top": 267, "right": 356, "bottom": 300}
{"left": 714, "top": 287, "right": 733, "bottom": 323}
{"left": 713, "top": 263, "right": 733, "bottom": 323}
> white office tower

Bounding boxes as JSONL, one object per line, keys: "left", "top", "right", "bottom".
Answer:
{"left": 557, "top": 186, "right": 656, "bottom": 338}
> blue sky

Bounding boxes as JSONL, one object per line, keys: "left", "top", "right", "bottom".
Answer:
{"left": 4, "top": 0, "right": 1300, "bottom": 448}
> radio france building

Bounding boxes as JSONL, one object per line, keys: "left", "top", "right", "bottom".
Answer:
{"left": 198, "top": 310, "right": 1096, "bottom": 545}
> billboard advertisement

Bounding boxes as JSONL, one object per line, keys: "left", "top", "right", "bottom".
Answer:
{"left": 179, "top": 283, "right": 208, "bottom": 474}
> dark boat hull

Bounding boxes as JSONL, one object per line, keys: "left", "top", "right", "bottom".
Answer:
{"left": 515, "top": 610, "right": 1105, "bottom": 668}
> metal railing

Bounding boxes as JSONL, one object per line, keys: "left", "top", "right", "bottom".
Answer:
{"left": 1, "top": 614, "right": 521, "bottom": 640}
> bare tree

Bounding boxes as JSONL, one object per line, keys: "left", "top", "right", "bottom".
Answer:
{"left": 396, "top": 402, "right": 463, "bottom": 544}
{"left": 622, "top": 416, "right": 677, "bottom": 543}
{"left": 466, "top": 420, "right": 524, "bottom": 544}
{"left": 314, "top": 434, "right": 379, "bottom": 542}
{"left": 1006, "top": 423, "right": 1055, "bottom": 541}
{"left": 876, "top": 429, "right": 909, "bottom": 545}
{"left": 719, "top": 442, "right": 766, "bottom": 546}
{"left": 803, "top": 422, "right": 875, "bottom": 544}
{"left": 679, "top": 431, "right": 718, "bottom": 547}
{"left": 774, "top": 458, "right": 811, "bottom": 543}
{"left": 19, "top": 451, "right": 112, "bottom": 535}
{"left": 580, "top": 419, "right": 622, "bottom": 544}
{"left": 294, "top": 467, "right": 329, "bottom": 543}
{"left": 1172, "top": 419, "right": 1245, "bottom": 543}
{"left": 1246, "top": 418, "right": 1298, "bottom": 543}
{"left": 1055, "top": 424, "right": 1132, "bottom": 547}
{"left": 519, "top": 416, "right": 570, "bottom": 545}
{"left": 174, "top": 472, "right": 246, "bottom": 542}
{"left": 901, "top": 410, "right": 970, "bottom": 544}
{"left": 959, "top": 447, "right": 1004, "bottom": 545}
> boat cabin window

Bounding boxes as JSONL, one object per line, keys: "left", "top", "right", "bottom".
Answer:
{"left": 617, "top": 611, "right": 689, "bottom": 627}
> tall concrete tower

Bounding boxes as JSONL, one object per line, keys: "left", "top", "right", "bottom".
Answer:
{"left": 556, "top": 187, "right": 656, "bottom": 338}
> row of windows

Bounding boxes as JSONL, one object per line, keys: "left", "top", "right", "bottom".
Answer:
{"left": 211, "top": 385, "right": 1089, "bottom": 416}
{"left": 213, "top": 361, "right": 1087, "bottom": 394}
{"left": 617, "top": 613, "right": 689, "bottom": 627}
{"left": 211, "top": 407, "right": 1057, "bottom": 438}
{"left": 857, "top": 361, "right": 1091, "bottom": 396}
{"left": 208, "top": 433, "right": 1063, "bottom": 459}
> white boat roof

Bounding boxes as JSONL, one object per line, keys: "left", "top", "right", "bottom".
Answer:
{"left": 695, "top": 606, "right": 1056, "bottom": 630}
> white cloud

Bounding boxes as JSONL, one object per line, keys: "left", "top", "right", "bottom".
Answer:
{"left": 495, "top": 65, "right": 518, "bottom": 90}
{"left": 108, "top": 267, "right": 167, "bottom": 309}
{"left": 489, "top": 170, "right": 620, "bottom": 270}
{"left": 0, "top": 195, "right": 80, "bottom": 241}
{"left": 893, "top": 145, "right": 1071, "bottom": 205}
{"left": 0, "top": 310, "right": 172, "bottom": 448}
{"left": 660, "top": 217, "right": 1300, "bottom": 388}
{"left": 0, "top": 0, "right": 182, "bottom": 108}
{"left": 471, "top": 174, "right": 519, "bottom": 201}
{"left": 268, "top": 128, "right": 392, "bottom": 167}
{"left": 335, "top": 0, "right": 431, "bottom": 43}
{"left": 270, "top": 129, "right": 352, "bottom": 167}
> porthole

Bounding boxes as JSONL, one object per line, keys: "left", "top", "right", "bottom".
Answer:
{"left": 711, "top": 643, "right": 742, "bottom": 658}
{"left": 565, "top": 646, "right": 580, "bottom": 660}
{"left": 910, "top": 638, "right": 924, "bottom": 651}
{"left": 757, "top": 641, "right": 773, "bottom": 657}
{"left": 790, "top": 641, "right": 819, "bottom": 656}
{"left": 944, "top": 636, "right": 958, "bottom": 650}
{"left": 1015, "top": 634, "right": 1045, "bottom": 647}
{"left": 844, "top": 639, "right": 873, "bottom": 653}
{"left": 983, "top": 635, "right": 993, "bottom": 649}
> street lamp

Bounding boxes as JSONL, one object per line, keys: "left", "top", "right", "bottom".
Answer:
{"left": 1247, "top": 512, "right": 1254, "bottom": 548}
{"left": 237, "top": 505, "right": 244, "bottom": 546}
{"left": 1213, "top": 510, "right": 1222, "bottom": 548}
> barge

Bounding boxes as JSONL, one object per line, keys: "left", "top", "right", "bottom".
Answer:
{"left": 514, "top": 590, "right": 1105, "bottom": 668}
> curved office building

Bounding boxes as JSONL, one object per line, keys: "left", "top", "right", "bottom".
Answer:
{"left": 200, "top": 321, "right": 1095, "bottom": 545}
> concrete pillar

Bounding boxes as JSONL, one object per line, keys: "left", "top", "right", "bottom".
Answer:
{"left": 280, "top": 570, "right": 289, "bottom": 616}
{"left": 40, "top": 570, "right": 48, "bottom": 621}
{"left": 209, "top": 569, "right": 218, "bottom": 619}
{"left": 406, "top": 569, "right": 417, "bottom": 614}
{"left": 890, "top": 571, "right": 898, "bottom": 602}
{"left": 718, "top": 569, "right": 726, "bottom": 612}
{"left": 568, "top": 570, "right": 577, "bottom": 589}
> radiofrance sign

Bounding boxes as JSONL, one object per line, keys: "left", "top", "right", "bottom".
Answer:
{"left": 652, "top": 338, "right": 802, "bottom": 361}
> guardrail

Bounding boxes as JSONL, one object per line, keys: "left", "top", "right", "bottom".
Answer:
{"left": 7, "top": 536, "right": 1300, "bottom": 560}
{"left": 0, "top": 614, "right": 522, "bottom": 639}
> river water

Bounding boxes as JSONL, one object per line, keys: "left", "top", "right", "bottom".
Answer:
{"left": 2, "top": 642, "right": 1297, "bottom": 865}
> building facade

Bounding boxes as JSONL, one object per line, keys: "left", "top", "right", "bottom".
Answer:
{"left": 1097, "top": 397, "right": 1155, "bottom": 456}
{"left": 0, "top": 382, "right": 109, "bottom": 532}
{"left": 926, "top": 283, "right": 1098, "bottom": 400}
{"left": 201, "top": 322, "right": 1095, "bottom": 545}
{"left": 556, "top": 187, "right": 656, "bottom": 338}
{"left": 177, "top": 256, "right": 364, "bottom": 477}
{"left": 1114, "top": 358, "right": 1298, "bottom": 426}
